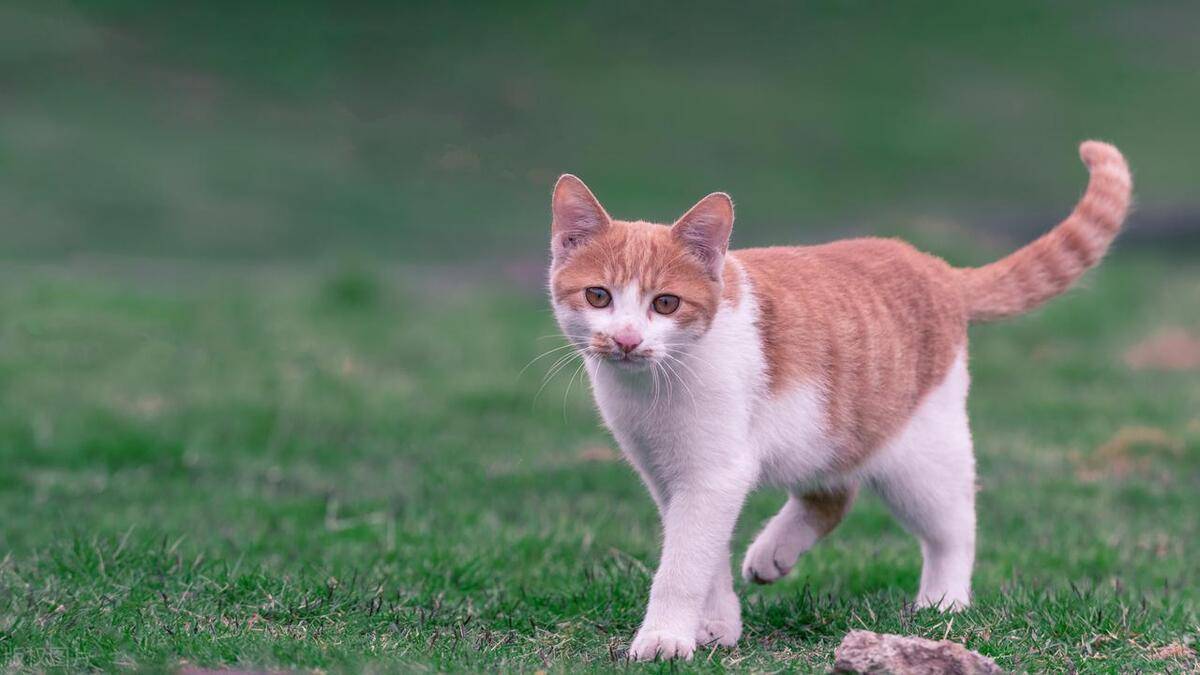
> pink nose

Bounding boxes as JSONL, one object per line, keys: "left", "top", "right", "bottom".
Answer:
{"left": 613, "top": 330, "right": 642, "bottom": 354}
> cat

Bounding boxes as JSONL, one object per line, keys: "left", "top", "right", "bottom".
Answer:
{"left": 547, "top": 141, "right": 1131, "bottom": 661}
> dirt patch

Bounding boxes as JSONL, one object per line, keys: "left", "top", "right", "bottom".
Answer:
{"left": 1074, "top": 425, "right": 1184, "bottom": 482}
{"left": 1148, "top": 641, "right": 1196, "bottom": 663}
{"left": 1124, "top": 327, "right": 1200, "bottom": 371}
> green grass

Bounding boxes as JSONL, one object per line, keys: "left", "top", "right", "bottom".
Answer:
{"left": 2, "top": 3, "right": 1199, "bottom": 670}
{"left": 1, "top": 255, "right": 1197, "bottom": 672}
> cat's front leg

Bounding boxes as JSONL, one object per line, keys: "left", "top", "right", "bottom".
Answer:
{"left": 628, "top": 465, "right": 754, "bottom": 661}
{"left": 694, "top": 552, "right": 741, "bottom": 648}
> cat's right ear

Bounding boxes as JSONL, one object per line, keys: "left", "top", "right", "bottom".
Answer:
{"left": 551, "top": 174, "right": 610, "bottom": 263}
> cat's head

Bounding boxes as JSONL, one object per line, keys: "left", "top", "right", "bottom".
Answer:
{"left": 548, "top": 174, "right": 734, "bottom": 371}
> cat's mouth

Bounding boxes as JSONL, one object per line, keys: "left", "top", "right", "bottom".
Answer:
{"left": 599, "top": 349, "right": 656, "bottom": 370}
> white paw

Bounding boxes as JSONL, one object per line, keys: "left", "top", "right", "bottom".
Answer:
{"left": 628, "top": 629, "right": 696, "bottom": 661}
{"left": 696, "top": 586, "right": 742, "bottom": 647}
{"left": 694, "top": 618, "right": 741, "bottom": 647}
{"left": 741, "top": 527, "right": 811, "bottom": 584}
{"left": 915, "top": 593, "right": 970, "bottom": 612}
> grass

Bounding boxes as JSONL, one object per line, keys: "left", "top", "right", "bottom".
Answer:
{"left": 1, "top": 253, "right": 1197, "bottom": 672}
{"left": 2, "top": 2, "right": 1199, "bottom": 671}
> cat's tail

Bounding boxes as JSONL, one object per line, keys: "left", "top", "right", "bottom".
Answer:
{"left": 957, "top": 141, "right": 1132, "bottom": 322}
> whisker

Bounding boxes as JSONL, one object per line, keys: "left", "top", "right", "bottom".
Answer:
{"left": 655, "top": 361, "right": 668, "bottom": 410}
{"left": 660, "top": 360, "right": 676, "bottom": 409}
{"left": 662, "top": 351, "right": 709, "bottom": 385}
{"left": 534, "top": 350, "right": 582, "bottom": 405}
{"left": 658, "top": 345, "right": 719, "bottom": 372}
{"left": 518, "top": 343, "right": 582, "bottom": 379}
{"left": 562, "top": 355, "right": 590, "bottom": 420}
{"left": 648, "top": 357, "right": 667, "bottom": 415}
{"left": 659, "top": 355, "right": 700, "bottom": 415}
{"left": 541, "top": 349, "right": 581, "bottom": 384}
{"left": 652, "top": 360, "right": 669, "bottom": 410}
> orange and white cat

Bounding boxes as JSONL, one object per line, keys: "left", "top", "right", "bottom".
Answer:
{"left": 548, "top": 142, "right": 1131, "bottom": 661}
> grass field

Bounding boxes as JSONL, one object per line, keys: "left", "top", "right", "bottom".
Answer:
{"left": 2, "top": 1, "right": 1199, "bottom": 672}
{"left": 1, "top": 253, "right": 1197, "bottom": 672}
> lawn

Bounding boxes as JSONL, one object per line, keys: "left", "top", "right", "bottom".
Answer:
{"left": 0, "top": 254, "right": 1197, "bottom": 672}
{"left": 2, "top": 1, "right": 1199, "bottom": 671}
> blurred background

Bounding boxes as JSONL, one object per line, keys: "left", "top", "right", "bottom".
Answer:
{"left": 2, "top": 2, "right": 1198, "bottom": 670}
{"left": 4, "top": 1, "right": 1198, "bottom": 263}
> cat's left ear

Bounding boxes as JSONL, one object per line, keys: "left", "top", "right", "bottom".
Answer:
{"left": 672, "top": 192, "right": 734, "bottom": 280}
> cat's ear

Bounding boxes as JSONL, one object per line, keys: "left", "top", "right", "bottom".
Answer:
{"left": 672, "top": 192, "right": 734, "bottom": 280}
{"left": 551, "top": 174, "right": 610, "bottom": 262}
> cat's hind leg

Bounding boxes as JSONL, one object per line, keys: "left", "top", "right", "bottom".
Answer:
{"left": 741, "top": 483, "right": 858, "bottom": 584}
{"left": 868, "top": 352, "right": 976, "bottom": 610}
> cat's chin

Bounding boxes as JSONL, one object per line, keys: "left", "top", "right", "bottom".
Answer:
{"left": 604, "top": 355, "right": 656, "bottom": 372}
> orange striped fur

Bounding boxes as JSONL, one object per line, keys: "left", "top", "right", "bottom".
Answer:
{"left": 958, "top": 141, "right": 1132, "bottom": 321}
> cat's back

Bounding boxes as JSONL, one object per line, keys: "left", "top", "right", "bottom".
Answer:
{"left": 732, "top": 237, "right": 968, "bottom": 466}
{"left": 735, "top": 237, "right": 964, "bottom": 310}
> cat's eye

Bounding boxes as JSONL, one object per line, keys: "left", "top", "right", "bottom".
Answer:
{"left": 653, "top": 294, "right": 680, "bottom": 315}
{"left": 585, "top": 287, "right": 611, "bottom": 308}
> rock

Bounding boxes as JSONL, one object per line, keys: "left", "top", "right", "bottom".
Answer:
{"left": 832, "top": 630, "right": 1004, "bottom": 674}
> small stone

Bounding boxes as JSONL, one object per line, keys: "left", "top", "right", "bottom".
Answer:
{"left": 833, "top": 630, "right": 1004, "bottom": 674}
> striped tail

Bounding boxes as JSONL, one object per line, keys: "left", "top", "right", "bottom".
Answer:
{"left": 958, "top": 141, "right": 1133, "bottom": 322}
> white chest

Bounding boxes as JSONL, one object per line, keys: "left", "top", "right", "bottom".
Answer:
{"left": 587, "top": 284, "right": 837, "bottom": 490}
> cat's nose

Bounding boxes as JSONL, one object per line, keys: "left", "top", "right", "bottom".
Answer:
{"left": 613, "top": 330, "right": 642, "bottom": 354}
